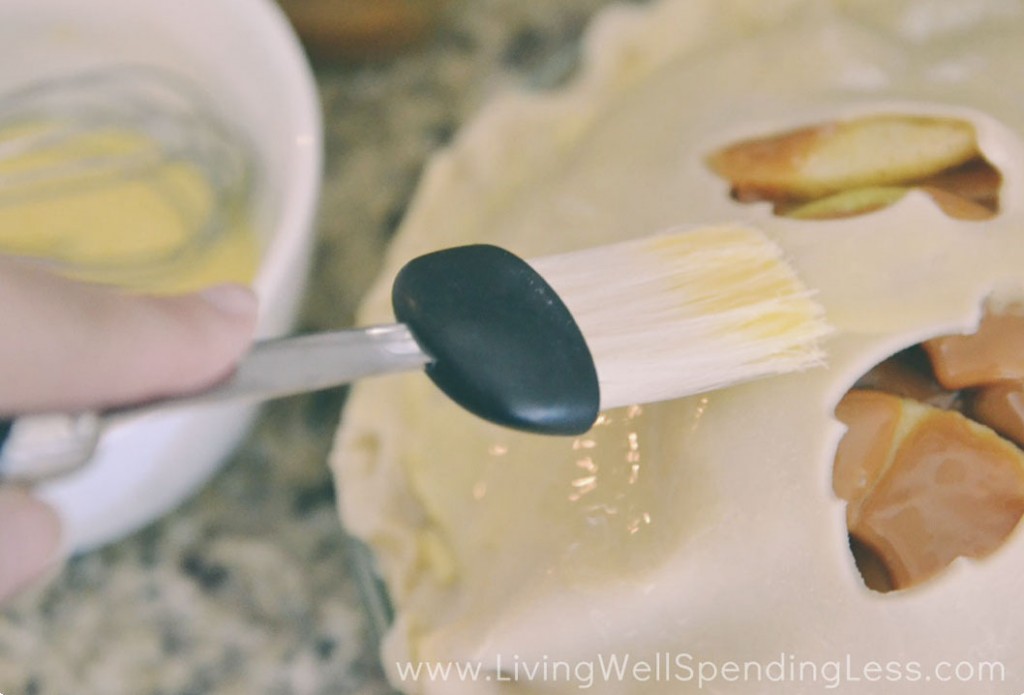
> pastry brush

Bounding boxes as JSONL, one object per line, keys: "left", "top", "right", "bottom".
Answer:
{"left": 0, "top": 223, "right": 829, "bottom": 482}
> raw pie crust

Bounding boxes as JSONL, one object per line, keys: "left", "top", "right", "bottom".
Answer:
{"left": 331, "top": 1, "right": 1024, "bottom": 692}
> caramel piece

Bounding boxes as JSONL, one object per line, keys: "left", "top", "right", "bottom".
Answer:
{"left": 972, "top": 381, "right": 1024, "bottom": 448}
{"left": 919, "top": 157, "right": 1001, "bottom": 211}
{"left": 918, "top": 186, "right": 996, "bottom": 221}
{"left": 924, "top": 310, "right": 1024, "bottom": 389}
{"left": 853, "top": 348, "right": 958, "bottom": 410}
{"left": 834, "top": 390, "right": 901, "bottom": 507}
{"left": 835, "top": 390, "right": 1024, "bottom": 589}
{"left": 708, "top": 115, "right": 979, "bottom": 201}
{"left": 848, "top": 536, "right": 894, "bottom": 594}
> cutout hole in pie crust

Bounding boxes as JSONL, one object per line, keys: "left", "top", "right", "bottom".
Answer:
{"left": 707, "top": 114, "right": 1002, "bottom": 221}
{"left": 834, "top": 307, "right": 1024, "bottom": 593}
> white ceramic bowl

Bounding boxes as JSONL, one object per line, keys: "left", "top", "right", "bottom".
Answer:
{"left": 2, "top": 0, "right": 323, "bottom": 551}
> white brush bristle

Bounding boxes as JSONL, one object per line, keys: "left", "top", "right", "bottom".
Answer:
{"left": 529, "top": 224, "right": 830, "bottom": 410}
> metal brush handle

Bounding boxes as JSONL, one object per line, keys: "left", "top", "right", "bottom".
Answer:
{"left": 0, "top": 324, "right": 431, "bottom": 483}
{"left": 125, "top": 323, "right": 429, "bottom": 413}
{"left": 0, "top": 243, "right": 606, "bottom": 483}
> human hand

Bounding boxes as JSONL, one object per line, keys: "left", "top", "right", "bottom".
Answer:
{"left": 0, "top": 257, "right": 258, "bottom": 603}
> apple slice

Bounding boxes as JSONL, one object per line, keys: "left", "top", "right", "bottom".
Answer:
{"left": 784, "top": 185, "right": 994, "bottom": 220}
{"left": 709, "top": 114, "right": 980, "bottom": 201}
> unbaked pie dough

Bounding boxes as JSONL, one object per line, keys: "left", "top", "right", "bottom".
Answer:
{"left": 331, "top": 1, "right": 1024, "bottom": 692}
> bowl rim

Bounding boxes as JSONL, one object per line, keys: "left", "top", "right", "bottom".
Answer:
{"left": 249, "top": 0, "right": 324, "bottom": 328}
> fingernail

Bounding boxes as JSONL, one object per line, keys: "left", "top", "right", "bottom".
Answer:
{"left": 199, "top": 284, "right": 258, "bottom": 318}
{"left": 0, "top": 488, "right": 64, "bottom": 603}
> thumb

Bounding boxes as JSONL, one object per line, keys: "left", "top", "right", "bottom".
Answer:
{"left": 0, "top": 258, "right": 259, "bottom": 414}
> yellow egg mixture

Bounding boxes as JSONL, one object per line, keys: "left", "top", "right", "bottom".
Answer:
{"left": 0, "top": 121, "right": 258, "bottom": 292}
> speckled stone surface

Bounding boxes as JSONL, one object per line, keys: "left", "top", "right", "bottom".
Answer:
{"left": 0, "top": 1, "right": 621, "bottom": 693}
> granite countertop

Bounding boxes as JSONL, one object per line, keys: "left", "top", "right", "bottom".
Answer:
{"left": 0, "top": 1, "right": 620, "bottom": 693}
